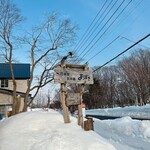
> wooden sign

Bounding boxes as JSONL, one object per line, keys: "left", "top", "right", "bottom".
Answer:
{"left": 54, "top": 64, "right": 93, "bottom": 84}
{"left": 66, "top": 93, "right": 81, "bottom": 106}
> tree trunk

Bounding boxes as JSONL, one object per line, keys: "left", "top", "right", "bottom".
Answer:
{"left": 9, "top": 49, "right": 17, "bottom": 116}
{"left": 11, "top": 80, "right": 17, "bottom": 115}
{"left": 23, "top": 89, "right": 30, "bottom": 112}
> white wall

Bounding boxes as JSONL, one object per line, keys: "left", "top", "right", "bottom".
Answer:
{"left": 0, "top": 93, "right": 12, "bottom": 105}
{"left": 0, "top": 93, "right": 24, "bottom": 112}
{"left": 0, "top": 80, "right": 28, "bottom": 93}
{"left": 0, "top": 79, "right": 28, "bottom": 112}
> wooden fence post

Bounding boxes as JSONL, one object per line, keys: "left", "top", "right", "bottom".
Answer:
{"left": 61, "top": 83, "right": 70, "bottom": 123}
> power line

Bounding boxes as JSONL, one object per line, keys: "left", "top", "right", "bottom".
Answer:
{"left": 77, "top": 0, "right": 121, "bottom": 59}
{"left": 74, "top": 0, "right": 108, "bottom": 53}
{"left": 76, "top": 0, "right": 115, "bottom": 54}
{"left": 86, "top": 36, "right": 120, "bottom": 63}
{"left": 107, "top": 0, "right": 143, "bottom": 37}
{"left": 86, "top": 0, "right": 143, "bottom": 62}
{"left": 70, "top": 0, "right": 143, "bottom": 66}
{"left": 120, "top": 36, "right": 149, "bottom": 49}
{"left": 91, "top": 0, "right": 143, "bottom": 56}
{"left": 93, "top": 33, "right": 150, "bottom": 73}
{"left": 80, "top": 0, "right": 131, "bottom": 61}
{"left": 94, "top": 0, "right": 143, "bottom": 53}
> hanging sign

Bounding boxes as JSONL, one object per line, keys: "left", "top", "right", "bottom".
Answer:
{"left": 66, "top": 93, "right": 81, "bottom": 106}
{"left": 54, "top": 64, "right": 93, "bottom": 84}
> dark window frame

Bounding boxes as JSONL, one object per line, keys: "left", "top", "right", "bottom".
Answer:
{"left": 1, "top": 79, "right": 8, "bottom": 88}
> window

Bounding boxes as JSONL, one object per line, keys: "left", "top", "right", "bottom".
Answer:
{"left": 1, "top": 79, "right": 8, "bottom": 88}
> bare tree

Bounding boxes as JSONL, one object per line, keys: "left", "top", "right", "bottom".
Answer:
{"left": 50, "top": 89, "right": 62, "bottom": 109}
{"left": 118, "top": 49, "right": 150, "bottom": 105}
{"left": 84, "top": 49, "right": 150, "bottom": 109}
{"left": 21, "top": 13, "right": 78, "bottom": 111}
{"left": 33, "top": 91, "right": 47, "bottom": 108}
{"left": 0, "top": 0, "right": 24, "bottom": 115}
{"left": 46, "top": 90, "right": 51, "bottom": 108}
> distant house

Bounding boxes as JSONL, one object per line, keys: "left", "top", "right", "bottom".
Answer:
{"left": 0, "top": 63, "right": 30, "bottom": 117}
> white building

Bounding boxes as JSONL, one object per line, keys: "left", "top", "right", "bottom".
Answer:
{"left": 0, "top": 63, "right": 30, "bottom": 117}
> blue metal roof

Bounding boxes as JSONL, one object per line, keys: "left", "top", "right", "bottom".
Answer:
{"left": 0, "top": 63, "right": 30, "bottom": 79}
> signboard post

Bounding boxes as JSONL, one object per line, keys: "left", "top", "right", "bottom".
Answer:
{"left": 54, "top": 63, "right": 93, "bottom": 125}
{"left": 78, "top": 84, "right": 85, "bottom": 127}
{"left": 61, "top": 83, "right": 70, "bottom": 123}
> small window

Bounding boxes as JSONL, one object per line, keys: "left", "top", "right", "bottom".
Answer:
{"left": 1, "top": 79, "right": 8, "bottom": 88}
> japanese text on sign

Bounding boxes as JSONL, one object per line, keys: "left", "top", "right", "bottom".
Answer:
{"left": 54, "top": 65, "right": 93, "bottom": 84}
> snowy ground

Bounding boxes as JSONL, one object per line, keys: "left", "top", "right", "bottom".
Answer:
{"left": 86, "top": 105, "right": 150, "bottom": 150}
{"left": 0, "top": 109, "right": 115, "bottom": 150}
{"left": 0, "top": 105, "right": 150, "bottom": 150}
{"left": 94, "top": 117, "right": 150, "bottom": 150}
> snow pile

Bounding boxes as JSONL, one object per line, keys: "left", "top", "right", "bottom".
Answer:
{"left": 93, "top": 116, "right": 150, "bottom": 149}
{"left": 95, "top": 116, "right": 150, "bottom": 142}
{"left": 86, "top": 104, "right": 150, "bottom": 119}
{"left": 141, "top": 121, "right": 150, "bottom": 140}
{"left": 85, "top": 105, "right": 150, "bottom": 149}
{"left": 0, "top": 109, "right": 116, "bottom": 150}
{"left": 1, "top": 106, "right": 150, "bottom": 150}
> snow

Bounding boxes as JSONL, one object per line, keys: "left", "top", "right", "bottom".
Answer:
{"left": 94, "top": 117, "right": 150, "bottom": 150}
{"left": 0, "top": 109, "right": 115, "bottom": 150}
{"left": 0, "top": 105, "right": 150, "bottom": 150}
{"left": 86, "top": 104, "right": 150, "bottom": 119}
{"left": 86, "top": 105, "right": 150, "bottom": 150}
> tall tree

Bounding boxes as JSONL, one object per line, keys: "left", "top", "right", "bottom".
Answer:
{"left": 21, "top": 13, "right": 78, "bottom": 111}
{"left": 85, "top": 49, "right": 150, "bottom": 109}
{"left": 0, "top": 0, "right": 24, "bottom": 115}
{"left": 118, "top": 49, "right": 150, "bottom": 105}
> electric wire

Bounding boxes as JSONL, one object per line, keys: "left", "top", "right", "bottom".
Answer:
{"left": 120, "top": 36, "right": 149, "bottom": 49}
{"left": 77, "top": 2, "right": 122, "bottom": 61}
{"left": 93, "top": 33, "right": 150, "bottom": 73}
{"left": 74, "top": 0, "right": 108, "bottom": 53}
{"left": 84, "top": 0, "right": 143, "bottom": 64}
{"left": 79, "top": 0, "right": 131, "bottom": 62}
{"left": 77, "top": 0, "right": 126, "bottom": 62}
{"left": 81, "top": 0, "right": 131, "bottom": 60}
{"left": 101, "top": 0, "right": 143, "bottom": 47}
{"left": 85, "top": 0, "right": 143, "bottom": 64}
{"left": 86, "top": 36, "right": 120, "bottom": 63}
{"left": 76, "top": 0, "right": 115, "bottom": 54}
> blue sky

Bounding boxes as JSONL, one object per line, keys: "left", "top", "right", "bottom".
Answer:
{"left": 13, "top": 0, "right": 150, "bottom": 67}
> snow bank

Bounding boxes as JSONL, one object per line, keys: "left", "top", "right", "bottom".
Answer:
{"left": 94, "top": 116, "right": 150, "bottom": 150}
{"left": 95, "top": 116, "right": 150, "bottom": 141}
{"left": 86, "top": 104, "right": 150, "bottom": 119}
{"left": 0, "top": 109, "right": 116, "bottom": 150}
